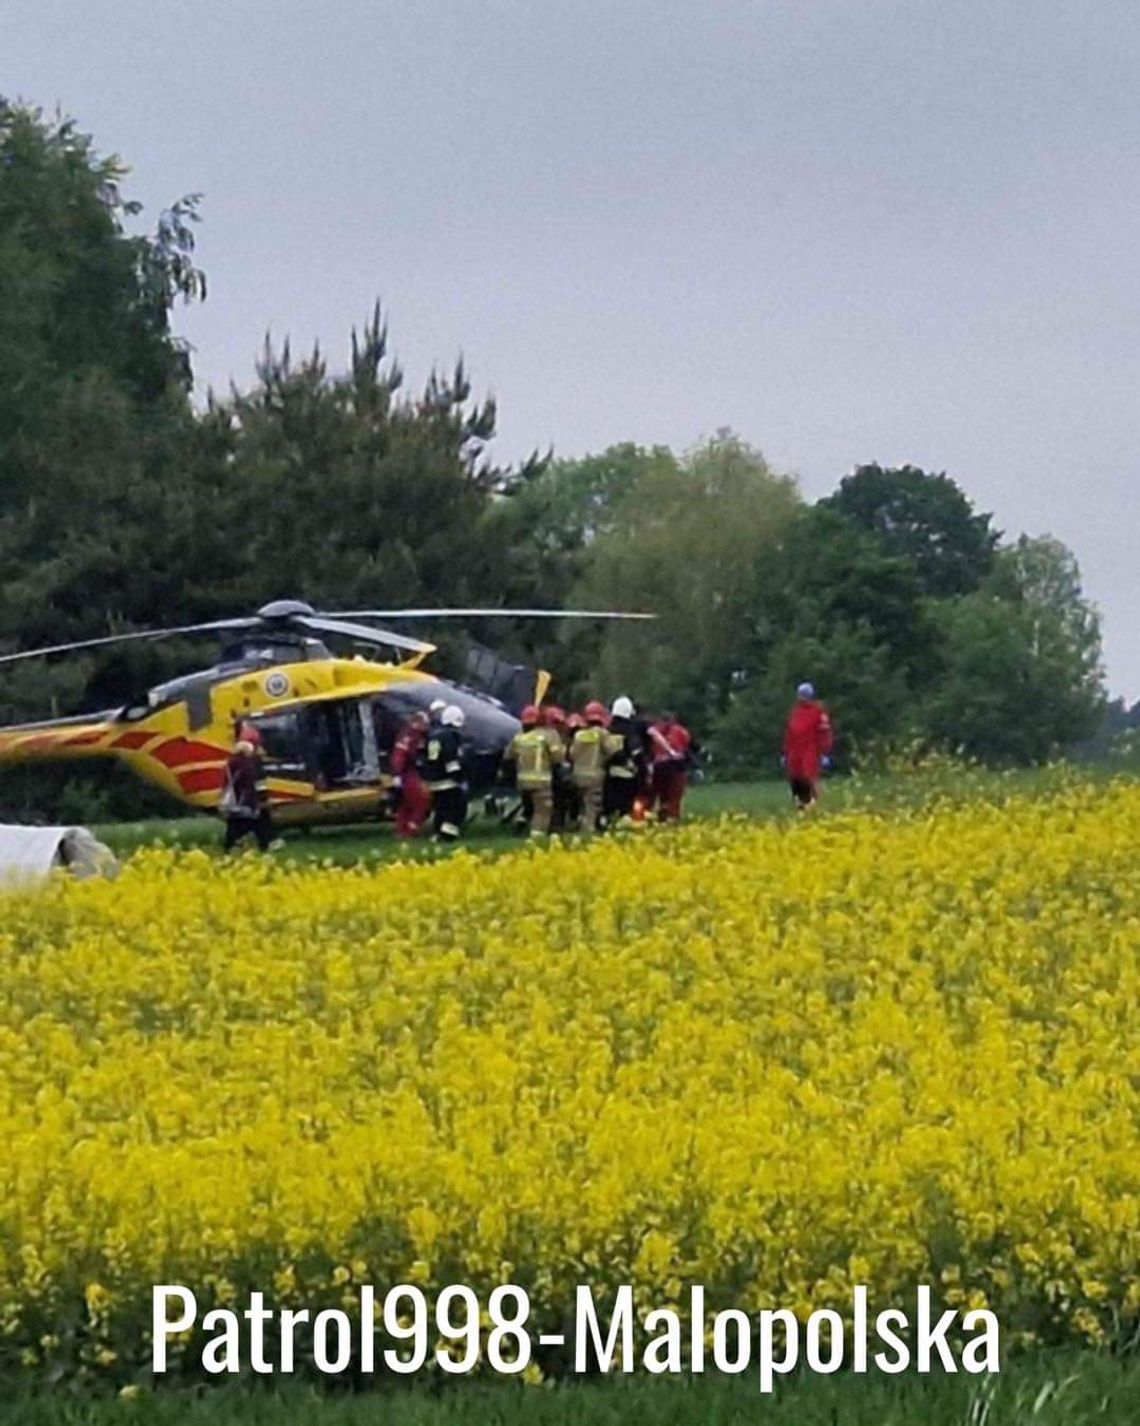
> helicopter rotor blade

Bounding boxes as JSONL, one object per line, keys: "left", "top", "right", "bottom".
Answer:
{"left": 0, "top": 618, "right": 261, "bottom": 667}
{"left": 295, "top": 614, "right": 436, "bottom": 656}
{"left": 327, "top": 608, "right": 657, "bottom": 621}
{"left": 0, "top": 605, "right": 650, "bottom": 671}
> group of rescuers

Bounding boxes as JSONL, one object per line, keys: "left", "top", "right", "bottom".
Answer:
{"left": 221, "top": 682, "right": 833, "bottom": 850}
{"left": 391, "top": 696, "right": 699, "bottom": 842}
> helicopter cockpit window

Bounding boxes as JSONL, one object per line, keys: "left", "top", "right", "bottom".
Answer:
{"left": 247, "top": 710, "right": 307, "bottom": 778}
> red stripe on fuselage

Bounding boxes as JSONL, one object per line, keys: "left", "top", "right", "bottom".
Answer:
{"left": 153, "top": 738, "right": 226, "bottom": 770}
{"left": 177, "top": 766, "right": 225, "bottom": 795}
{"left": 64, "top": 731, "right": 108, "bottom": 748}
{"left": 13, "top": 735, "right": 57, "bottom": 754}
{"left": 177, "top": 764, "right": 309, "bottom": 804}
{"left": 112, "top": 730, "right": 156, "bottom": 751}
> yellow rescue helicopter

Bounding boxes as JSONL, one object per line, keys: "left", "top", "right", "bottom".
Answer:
{"left": 0, "top": 601, "right": 651, "bottom": 828}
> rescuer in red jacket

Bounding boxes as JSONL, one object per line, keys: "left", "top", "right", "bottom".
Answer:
{"left": 390, "top": 710, "right": 431, "bottom": 838}
{"left": 782, "top": 682, "right": 834, "bottom": 813}
{"left": 649, "top": 712, "right": 694, "bottom": 821}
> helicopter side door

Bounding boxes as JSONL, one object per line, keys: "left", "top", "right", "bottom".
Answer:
{"left": 303, "top": 699, "right": 382, "bottom": 790}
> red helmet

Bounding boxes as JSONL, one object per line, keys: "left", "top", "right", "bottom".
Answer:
{"left": 238, "top": 720, "right": 262, "bottom": 747}
{"left": 567, "top": 712, "right": 586, "bottom": 730}
{"left": 520, "top": 705, "right": 541, "bottom": 727}
{"left": 584, "top": 700, "right": 608, "bottom": 725}
{"left": 543, "top": 704, "right": 567, "bottom": 727}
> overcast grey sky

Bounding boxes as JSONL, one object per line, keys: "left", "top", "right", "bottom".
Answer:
{"left": 8, "top": 0, "right": 1139, "bottom": 695}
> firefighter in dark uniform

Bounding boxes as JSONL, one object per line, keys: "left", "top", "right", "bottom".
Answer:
{"left": 419, "top": 704, "right": 468, "bottom": 841}
{"left": 603, "top": 695, "right": 644, "bottom": 826}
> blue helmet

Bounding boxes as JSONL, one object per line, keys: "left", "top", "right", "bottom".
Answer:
{"left": 796, "top": 682, "right": 816, "bottom": 700}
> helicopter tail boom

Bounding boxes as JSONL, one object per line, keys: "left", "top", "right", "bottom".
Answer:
{"left": 0, "top": 715, "right": 243, "bottom": 809}
{"left": 0, "top": 716, "right": 124, "bottom": 765}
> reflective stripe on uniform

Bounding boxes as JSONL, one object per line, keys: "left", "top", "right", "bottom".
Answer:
{"left": 511, "top": 728, "right": 557, "bottom": 787}
{"left": 570, "top": 727, "right": 606, "bottom": 783}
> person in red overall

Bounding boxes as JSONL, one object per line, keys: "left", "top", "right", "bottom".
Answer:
{"left": 782, "top": 682, "right": 834, "bottom": 813}
{"left": 390, "top": 710, "right": 431, "bottom": 837}
{"left": 649, "top": 712, "right": 694, "bottom": 821}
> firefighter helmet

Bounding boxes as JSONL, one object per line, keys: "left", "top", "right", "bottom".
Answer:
{"left": 584, "top": 700, "right": 608, "bottom": 725}
{"left": 520, "top": 705, "right": 541, "bottom": 726}
{"left": 611, "top": 695, "right": 634, "bottom": 719}
{"left": 441, "top": 705, "right": 465, "bottom": 729}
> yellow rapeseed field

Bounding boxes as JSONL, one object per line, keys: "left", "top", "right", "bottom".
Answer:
{"left": 2, "top": 780, "right": 1140, "bottom": 1378}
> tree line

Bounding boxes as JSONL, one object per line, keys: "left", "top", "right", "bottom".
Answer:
{"left": 0, "top": 101, "right": 1114, "bottom": 818}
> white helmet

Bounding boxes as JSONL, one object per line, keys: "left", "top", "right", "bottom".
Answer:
{"left": 441, "top": 704, "right": 466, "bottom": 729}
{"left": 429, "top": 698, "right": 447, "bottom": 715}
{"left": 611, "top": 695, "right": 634, "bottom": 719}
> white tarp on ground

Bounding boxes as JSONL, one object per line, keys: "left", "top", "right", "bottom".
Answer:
{"left": 0, "top": 825, "right": 119, "bottom": 884}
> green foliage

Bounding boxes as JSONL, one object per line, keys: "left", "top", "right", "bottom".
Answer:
{"left": 0, "top": 99, "right": 202, "bottom": 441}
{"left": 777, "top": 507, "right": 936, "bottom": 683}
{"left": 194, "top": 308, "right": 541, "bottom": 617}
{"left": 706, "top": 506, "right": 933, "bottom": 773}
{"left": 0, "top": 100, "right": 203, "bottom": 637}
{"left": 490, "top": 442, "right": 665, "bottom": 597}
{"left": 822, "top": 463, "right": 1000, "bottom": 597}
{"left": 0, "top": 763, "right": 178, "bottom": 826}
{"left": 925, "top": 536, "right": 1105, "bottom": 764}
{"left": 1075, "top": 696, "right": 1140, "bottom": 764}
{"left": 715, "top": 624, "right": 910, "bottom": 778}
{"left": 0, "top": 100, "right": 209, "bottom": 818}
{"left": 569, "top": 433, "right": 800, "bottom": 723}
